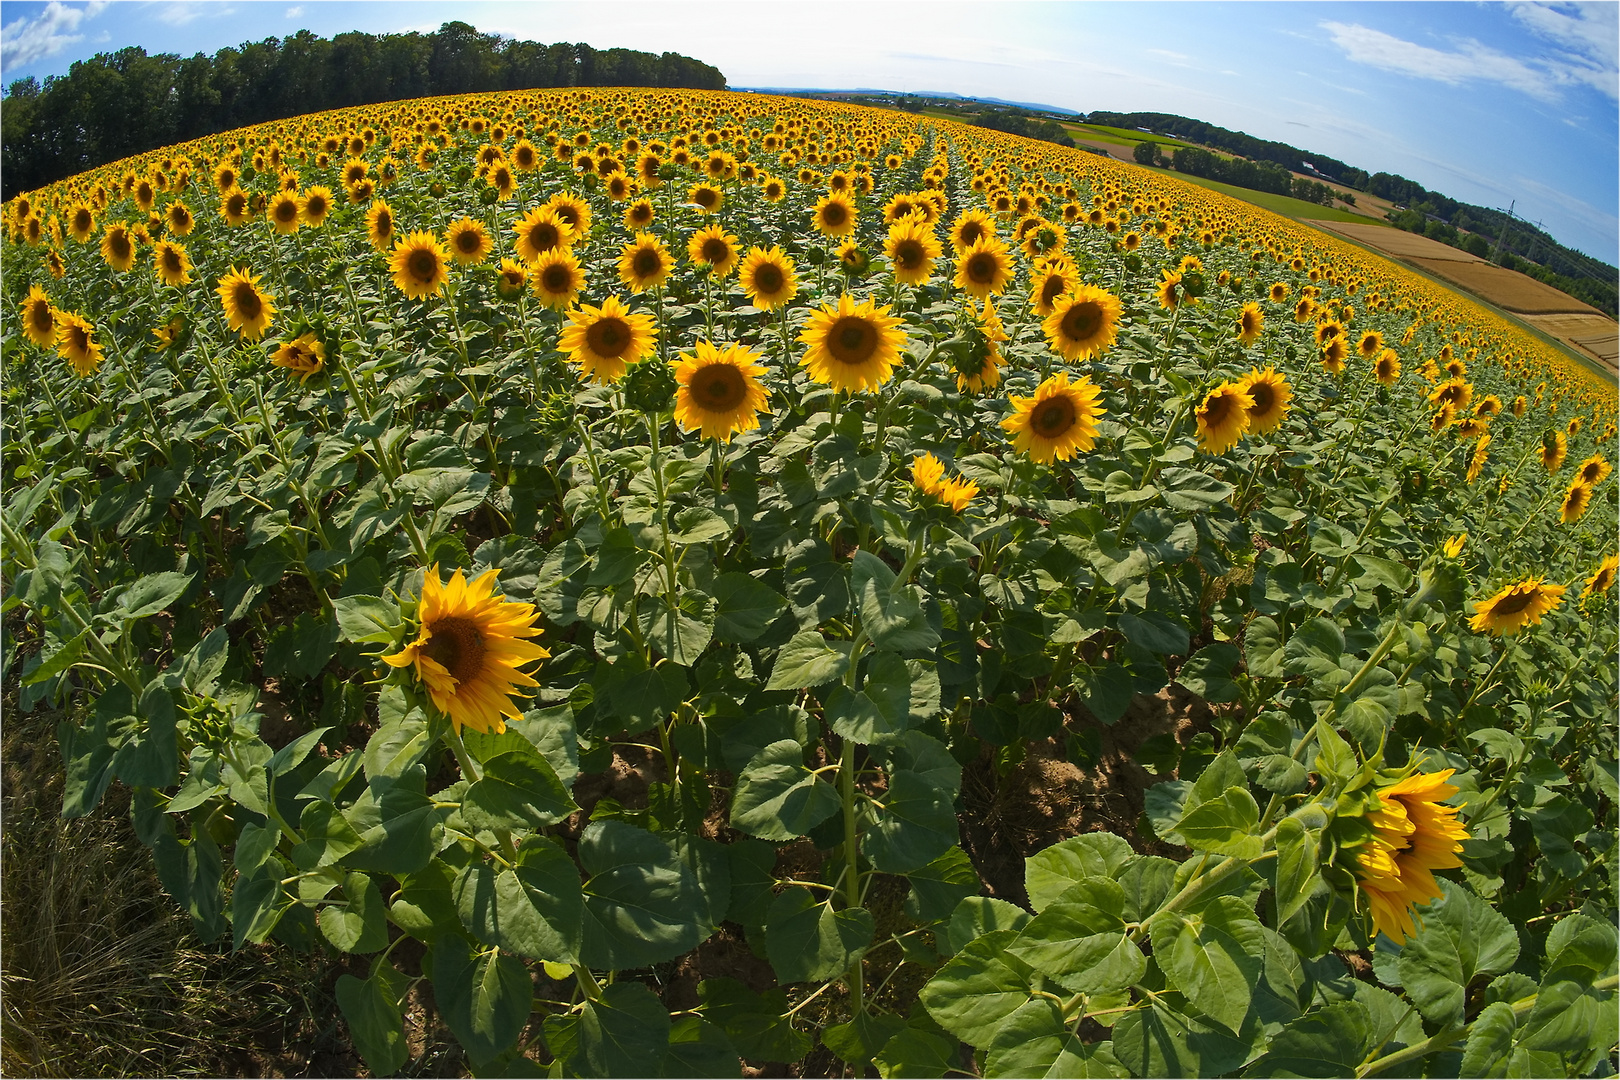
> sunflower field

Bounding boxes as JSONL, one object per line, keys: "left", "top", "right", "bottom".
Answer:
{"left": 3, "top": 87, "right": 1617, "bottom": 1078}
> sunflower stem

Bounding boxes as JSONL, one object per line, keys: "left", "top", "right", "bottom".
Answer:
{"left": 443, "top": 724, "right": 483, "bottom": 784}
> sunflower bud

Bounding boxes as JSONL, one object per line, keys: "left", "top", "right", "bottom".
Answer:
{"left": 479, "top": 186, "right": 499, "bottom": 206}
{"left": 428, "top": 181, "right": 447, "bottom": 199}
{"left": 1122, "top": 252, "right": 1142, "bottom": 275}
{"left": 623, "top": 356, "right": 677, "bottom": 413}
{"left": 455, "top": 164, "right": 474, "bottom": 184}
{"left": 1181, "top": 271, "right": 1206, "bottom": 298}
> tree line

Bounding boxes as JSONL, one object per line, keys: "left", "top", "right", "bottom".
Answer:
{"left": 1110, "top": 109, "right": 1615, "bottom": 318}
{"left": 0, "top": 21, "right": 726, "bottom": 198}
{"left": 968, "top": 108, "right": 1075, "bottom": 148}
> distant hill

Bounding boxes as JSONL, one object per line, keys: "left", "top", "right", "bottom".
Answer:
{"left": 738, "top": 87, "right": 1079, "bottom": 116}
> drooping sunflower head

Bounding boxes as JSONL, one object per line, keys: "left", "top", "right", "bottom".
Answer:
{"left": 530, "top": 247, "right": 587, "bottom": 310}
{"left": 1293, "top": 296, "right": 1316, "bottom": 323}
{"left": 1474, "top": 394, "right": 1502, "bottom": 418}
{"left": 1352, "top": 770, "right": 1469, "bottom": 944}
{"left": 271, "top": 331, "right": 326, "bottom": 385}
{"left": 884, "top": 217, "right": 941, "bottom": 287}
{"left": 738, "top": 246, "right": 799, "bottom": 310}
{"left": 1043, "top": 285, "right": 1123, "bottom": 362}
{"left": 1030, "top": 262, "right": 1076, "bottom": 316}
{"left": 1240, "top": 367, "right": 1292, "bottom": 434}
{"left": 220, "top": 188, "right": 251, "bottom": 226}
{"left": 687, "top": 224, "right": 741, "bottom": 278}
{"left": 1581, "top": 554, "right": 1618, "bottom": 600}
{"left": 558, "top": 294, "right": 658, "bottom": 384}
{"left": 21, "top": 284, "right": 57, "bottom": 348}
{"left": 798, "top": 292, "right": 907, "bottom": 394}
{"left": 216, "top": 266, "right": 277, "bottom": 340}
{"left": 446, "top": 217, "right": 493, "bottom": 265}
{"left": 1001, "top": 372, "right": 1106, "bottom": 464}
{"left": 388, "top": 231, "right": 450, "bottom": 300}
{"left": 1237, "top": 302, "right": 1264, "bottom": 346}
{"left": 1541, "top": 430, "right": 1568, "bottom": 472}
{"left": 673, "top": 339, "right": 771, "bottom": 442}
{"left": 54, "top": 311, "right": 103, "bottom": 377}
{"left": 1195, "top": 381, "right": 1255, "bottom": 455}
{"left": 493, "top": 258, "right": 529, "bottom": 301}
{"left": 1321, "top": 336, "right": 1349, "bottom": 374}
{"left": 1469, "top": 577, "right": 1565, "bottom": 636}
{"left": 1157, "top": 269, "right": 1186, "bottom": 310}
{"left": 382, "top": 565, "right": 549, "bottom": 737}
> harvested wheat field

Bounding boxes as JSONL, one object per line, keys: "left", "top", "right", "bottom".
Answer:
{"left": 1522, "top": 312, "right": 1620, "bottom": 374}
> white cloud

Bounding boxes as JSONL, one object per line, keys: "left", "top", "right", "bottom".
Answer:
{"left": 1321, "top": 21, "right": 1561, "bottom": 101}
{"left": 286, "top": 5, "right": 303, "bottom": 17}
{"left": 1, "top": 0, "right": 106, "bottom": 69}
{"left": 1506, "top": 1, "right": 1619, "bottom": 99}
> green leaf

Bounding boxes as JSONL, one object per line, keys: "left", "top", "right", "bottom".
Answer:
{"left": 345, "top": 779, "right": 442, "bottom": 877}
{"left": 454, "top": 837, "right": 583, "bottom": 963}
{"left": 669, "top": 505, "right": 733, "bottom": 546}
{"left": 1172, "top": 751, "right": 1262, "bottom": 857}
{"left": 587, "top": 527, "right": 648, "bottom": 587}
{"left": 579, "top": 821, "right": 718, "bottom": 971}
{"left": 765, "top": 887, "right": 874, "bottom": 984}
{"left": 1150, "top": 895, "right": 1267, "bottom": 1033}
{"left": 1252, "top": 1001, "right": 1375, "bottom": 1077}
{"left": 1111, "top": 1001, "right": 1252, "bottom": 1078}
{"left": 1284, "top": 617, "right": 1345, "bottom": 681}
{"left": 112, "top": 682, "right": 180, "bottom": 788}
{"left": 985, "top": 998, "right": 1129, "bottom": 1078}
{"left": 231, "top": 866, "right": 285, "bottom": 950}
{"left": 22, "top": 629, "right": 87, "bottom": 685}
{"left": 766, "top": 630, "right": 848, "bottom": 690}
{"left": 1543, "top": 913, "right": 1618, "bottom": 979}
{"left": 332, "top": 595, "right": 399, "bottom": 644}
{"left": 336, "top": 970, "right": 409, "bottom": 1076}
{"left": 1176, "top": 643, "right": 1241, "bottom": 703}
{"left": 1459, "top": 1001, "right": 1517, "bottom": 1080}
{"left": 262, "top": 610, "right": 339, "bottom": 681}
{"left": 875, "top": 1028, "right": 960, "bottom": 1079}
{"left": 823, "top": 1011, "right": 907, "bottom": 1068}
{"left": 904, "top": 846, "right": 981, "bottom": 925}
{"left": 292, "top": 800, "right": 363, "bottom": 869}
{"left": 730, "top": 739, "right": 841, "bottom": 841}
{"left": 578, "top": 981, "right": 671, "bottom": 1077}
{"left": 852, "top": 550, "right": 939, "bottom": 651}
{"left": 1396, "top": 880, "right": 1519, "bottom": 1028}
{"left": 1119, "top": 611, "right": 1190, "bottom": 656}
{"left": 661, "top": 1016, "right": 740, "bottom": 1079}
{"left": 1518, "top": 978, "right": 1612, "bottom": 1056}
{"left": 947, "top": 897, "right": 1031, "bottom": 954}
{"left": 1007, "top": 911, "right": 1145, "bottom": 996}
{"left": 318, "top": 871, "right": 389, "bottom": 953}
{"left": 712, "top": 571, "right": 788, "bottom": 643}
{"left": 637, "top": 591, "right": 716, "bottom": 666}
{"left": 389, "top": 858, "right": 461, "bottom": 943}
{"left": 863, "top": 764, "right": 959, "bottom": 874}
{"left": 1160, "top": 467, "right": 1234, "bottom": 510}
{"left": 1271, "top": 816, "right": 1320, "bottom": 926}
{"left": 1244, "top": 616, "right": 1285, "bottom": 678}
{"left": 698, "top": 978, "right": 813, "bottom": 1063}
{"left": 826, "top": 649, "right": 913, "bottom": 744}
{"left": 918, "top": 929, "right": 1034, "bottom": 1048}
{"left": 461, "top": 750, "right": 577, "bottom": 832}
{"left": 432, "top": 935, "right": 532, "bottom": 1063}
{"left": 1024, "top": 833, "right": 1135, "bottom": 912}
{"left": 115, "top": 571, "right": 195, "bottom": 620}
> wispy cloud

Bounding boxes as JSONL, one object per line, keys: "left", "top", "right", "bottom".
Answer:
{"left": 1506, "top": 1, "right": 1619, "bottom": 99}
{"left": 1, "top": 0, "right": 106, "bottom": 69}
{"left": 1321, "top": 21, "right": 1561, "bottom": 102}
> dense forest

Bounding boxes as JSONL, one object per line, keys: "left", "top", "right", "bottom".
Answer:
{"left": 0, "top": 21, "right": 726, "bottom": 197}
{"left": 1097, "top": 109, "right": 1617, "bottom": 318}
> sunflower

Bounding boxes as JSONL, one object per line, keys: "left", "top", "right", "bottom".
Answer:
{"left": 382, "top": 565, "right": 549, "bottom": 737}
{"left": 1002, "top": 372, "right": 1106, "bottom": 463}
{"left": 1581, "top": 554, "right": 1618, "bottom": 599}
{"left": 54, "top": 312, "right": 103, "bottom": 377}
{"left": 1293, "top": 296, "right": 1316, "bottom": 323}
{"left": 1466, "top": 434, "right": 1490, "bottom": 484}
{"left": 738, "top": 246, "right": 799, "bottom": 310}
{"left": 1195, "top": 381, "right": 1254, "bottom": 455}
{"left": 1353, "top": 770, "right": 1469, "bottom": 944}
{"left": 101, "top": 223, "right": 136, "bottom": 271}
{"left": 216, "top": 267, "right": 276, "bottom": 340}
{"left": 1560, "top": 481, "right": 1593, "bottom": 523}
{"left": 68, "top": 202, "right": 95, "bottom": 242}
{"left": 446, "top": 218, "right": 493, "bottom": 265}
{"left": 165, "top": 201, "right": 194, "bottom": 236}
{"left": 1043, "top": 285, "right": 1122, "bottom": 361}
{"left": 954, "top": 236, "right": 1014, "bottom": 299}
{"left": 302, "top": 186, "right": 334, "bottom": 227}
{"left": 1268, "top": 282, "right": 1289, "bottom": 303}
{"left": 271, "top": 332, "right": 325, "bottom": 385}
{"left": 885, "top": 218, "right": 940, "bottom": 286}
{"left": 1030, "top": 259, "right": 1077, "bottom": 316}
{"left": 530, "top": 248, "right": 587, "bottom": 310}
{"left": 153, "top": 240, "right": 192, "bottom": 286}
{"left": 912, "top": 453, "right": 978, "bottom": 513}
{"left": 1474, "top": 394, "right": 1502, "bottom": 418}
{"left": 1157, "top": 270, "right": 1186, "bottom": 310}
{"left": 1321, "top": 337, "right": 1349, "bottom": 374}
{"left": 957, "top": 298, "right": 1007, "bottom": 393}
{"left": 220, "top": 189, "right": 251, "bottom": 226}
{"left": 557, "top": 295, "right": 658, "bottom": 383}
{"left": 673, "top": 340, "right": 771, "bottom": 441}
{"left": 365, "top": 200, "right": 395, "bottom": 251}
{"left": 543, "top": 191, "right": 591, "bottom": 239}
{"left": 799, "top": 293, "right": 907, "bottom": 393}
{"left": 1541, "top": 430, "right": 1568, "bottom": 472}
{"left": 687, "top": 224, "right": 741, "bottom": 278}
{"left": 688, "top": 182, "right": 723, "bottom": 214}
{"left": 494, "top": 258, "right": 529, "bottom": 301}
{"left": 1236, "top": 302, "right": 1264, "bottom": 346}
{"left": 949, "top": 208, "right": 996, "bottom": 254}
{"left": 388, "top": 231, "right": 450, "bottom": 300}
{"left": 1373, "top": 349, "right": 1401, "bottom": 385}
{"left": 1240, "top": 367, "right": 1292, "bottom": 433}
{"left": 1575, "top": 454, "right": 1612, "bottom": 487}
{"left": 21, "top": 285, "right": 57, "bottom": 348}
{"left": 267, "top": 190, "right": 303, "bottom": 234}
{"left": 511, "top": 205, "right": 575, "bottom": 263}
{"left": 811, "top": 191, "right": 857, "bottom": 237}
{"left": 1511, "top": 396, "right": 1527, "bottom": 418}
{"left": 623, "top": 197, "right": 656, "bottom": 230}
{"left": 1469, "top": 577, "right": 1565, "bottom": 636}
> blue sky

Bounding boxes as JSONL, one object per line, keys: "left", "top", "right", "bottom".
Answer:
{"left": 2, "top": 1, "right": 1616, "bottom": 263}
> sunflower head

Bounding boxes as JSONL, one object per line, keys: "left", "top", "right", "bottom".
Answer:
{"left": 1240, "top": 367, "right": 1292, "bottom": 434}
{"left": 216, "top": 266, "right": 276, "bottom": 340}
{"left": 954, "top": 236, "right": 1013, "bottom": 299}
{"left": 673, "top": 340, "right": 770, "bottom": 442}
{"left": 738, "top": 246, "right": 798, "bottom": 310}
{"left": 382, "top": 565, "right": 549, "bottom": 737}
{"left": 1044, "top": 285, "right": 1123, "bottom": 362}
{"left": 1581, "top": 554, "right": 1618, "bottom": 600}
{"left": 512, "top": 205, "right": 575, "bottom": 263}
{"left": 1237, "top": 302, "right": 1264, "bottom": 346}
{"left": 389, "top": 231, "right": 450, "bottom": 300}
{"left": 446, "top": 218, "right": 493, "bottom": 265}
{"left": 55, "top": 311, "right": 104, "bottom": 377}
{"left": 21, "top": 284, "right": 57, "bottom": 348}
{"left": 799, "top": 293, "right": 907, "bottom": 394}
{"left": 271, "top": 331, "right": 326, "bottom": 385}
{"left": 1001, "top": 372, "right": 1106, "bottom": 464}
{"left": 1469, "top": 577, "right": 1565, "bottom": 636}
{"left": 687, "top": 224, "right": 741, "bottom": 278}
{"left": 558, "top": 295, "right": 657, "bottom": 383}
{"left": 812, "top": 191, "right": 857, "bottom": 237}
{"left": 530, "top": 248, "right": 586, "bottom": 310}
{"left": 1195, "top": 381, "right": 1255, "bottom": 455}
{"left": 1541, "top": 430, "right": 1568, "bottom": 472}
{"left": 885, "top": 218, "right": 941, "bottom": 286}
{"left": 1561, "top": 480, "right": 1593, "bottom": 523}
{"left": 1349, "top": 770, "right": 1469, "bottom": 945}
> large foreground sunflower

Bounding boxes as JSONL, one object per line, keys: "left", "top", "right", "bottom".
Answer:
{"left": 1469, "top": 577, "right": 1565, "bottom": 636}
{"left": 1195, "top": 381, "right": 1254, "bottom": 455}
{"left": 673, "top": 340, "right": 770, "bottom": 441}
{"left": 799, "top": 293, "right": 906, "bottom": 393}
{"left": 389, "top": 231, "right": 450, "bottom": 300}
{"left": 558, "top": 295, "right": 657, "bottom": 383}
{"left": 1042, "top": 285, "right": 1122, "bottom": 361}
{"left": 382, "top": 565, "right": 549, "bottom": 737}
{"left": 216, "top": 266, "right": 276, "bottom": 340}
{"left": 1002, "top": 372, "right": 1106, "bottom": 463}
{"left": 1353, "top": 770, "right": 1469, "bottom": 944}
